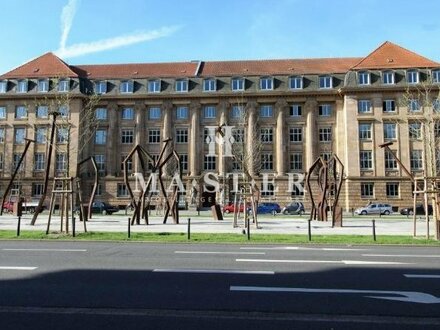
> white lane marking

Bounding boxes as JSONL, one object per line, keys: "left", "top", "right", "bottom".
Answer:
{"left": 404, "top": 274, "right": 440, "bottom": 279}
{"left": 153, "top": 269, "right": 274, "bottom": 275}
{"left": 2, "top": 248, "right": 87, "bottom": 252}
{"left": 240, "top": 247, "right": 367, "bottom": 251}
{"left": 175, "top": 251, "right": 265, "bottom": 255}
{"left": 363, "top": 254, "right": 440, "bottom": 258}
{"left": 0, "top": 266, "right": 37, "bottom": 270}
{"left": 230, "top": 286, "right": 440, "bottom": 304}
{"left": 236, "top": 259, "right": 411, "bottom": 265}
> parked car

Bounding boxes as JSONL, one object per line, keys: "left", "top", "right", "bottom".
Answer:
{"left": 223, "top": 203, "right": 250, "bottom": 214}
{"left": 249, "top": 202, "right": 281, "bottom": 215}
{"left": 354, "top": 203, "right": 393, "bottom": 215}
{"left": 400, "top": 204, "right": 433, "bottom": 215}
{"left": 281, "top": 202, "right": 305, "bottom": 215}
{"left": 2, "top": 200, "right": 45, "bottom": 214}
{"left": 75, "top": 201, "right": 119, "bottom": 215}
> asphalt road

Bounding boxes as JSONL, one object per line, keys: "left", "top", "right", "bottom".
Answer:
{"left": 0, "top": 241, "right": 439, "bottom": 329}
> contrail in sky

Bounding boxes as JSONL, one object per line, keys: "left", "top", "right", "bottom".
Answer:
{"left": 59, "top": 0, "right": 78, "bottom": 51}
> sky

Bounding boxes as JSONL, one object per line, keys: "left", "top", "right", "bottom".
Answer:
{"left": 1, "top": 0, "right": 440, "bottom": 74}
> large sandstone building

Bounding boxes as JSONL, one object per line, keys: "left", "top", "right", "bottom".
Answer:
{"left": 0, "top": 41, "right": 439, "bottom": 210}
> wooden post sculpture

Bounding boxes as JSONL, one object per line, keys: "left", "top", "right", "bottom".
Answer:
{"left": 75, "top": 156, "right": 99, "bottom": 225}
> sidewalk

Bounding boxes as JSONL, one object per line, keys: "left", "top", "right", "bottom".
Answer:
{"left": 0, "top": 210, "right": 435, "bottom": 236}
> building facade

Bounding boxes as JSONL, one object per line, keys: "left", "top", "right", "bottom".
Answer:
{"left": 0, "top": 41, "right": 439, "bottom": 210}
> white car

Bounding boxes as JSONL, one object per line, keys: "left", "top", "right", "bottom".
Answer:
{"left": 354, "top": 203, "right": 393, "bottom": 215}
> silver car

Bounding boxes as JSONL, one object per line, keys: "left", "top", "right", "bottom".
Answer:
{"left": 354, "top": 203, "right": 393, "bottom": 215}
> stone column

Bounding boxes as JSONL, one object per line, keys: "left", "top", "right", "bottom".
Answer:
{"left": 134, "top": 101, "right": 145, "bottom": 173}
{"left": 246, "top": 100, "right": 258, "bottom": 177}
{"left": 218, "top": 100, "right": 230, "bottom": 176}
{"left": 189, "top": 101, "right": 201, "bottom": 177}
{"left": 275, "top": 99, "right": 288, "bottom": 177}
{"left": 305, "top": 99, "right": 318, "bottom": 171}
{"left": 107, "top": 102, "right": 119, "bottom": 176}
{"left": 161, "top": 101, "right": 173, "bottom": 175}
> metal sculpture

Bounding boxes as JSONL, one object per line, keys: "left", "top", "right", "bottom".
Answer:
{"left": 75, "top": 156, "right": 99, "bottom": 223}
{"left": 123, "top": 138, "right": 182, "bottom": 226}
{"left": 305, "top": 154, "right": 344, "bottom": 227}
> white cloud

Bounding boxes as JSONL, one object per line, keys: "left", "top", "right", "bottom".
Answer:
{"left": 60, "top": 0, "right": 79, "bottom": 50}
{"left": 54, "top": 26, "right": 181, "bottom": 58}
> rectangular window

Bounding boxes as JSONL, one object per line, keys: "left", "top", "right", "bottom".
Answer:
{"left": 383, "top": 123, "right": 397, "bottom": 140}
{"left": 32, "top": 183, "right": 44, "bottom": 197}
{"left": 17, "top": 80, "right": 28, "bottom": 93}
{"left": 121, "top": 155, "right": 133, "bottom": 172}
{"left": 176, "top": 106, "right": 188, "bottom": 119}
{"left": 176, "top": 128, "right": 188, "bottom": 143}
{"left": 95, "top": 154, "right": 106, "bottom": 173}
{"left": 409, "top": 99, "right": 420, "bottom": 112}
{"left": 358, "top": 72, "right": 370, "bottom": 85}
{"left": 203, "top": 78, "right": 216, "bottom": 92}
{"left": 56, "top": 153, "right": 67, "bottom": 172}
{"left": 0, "top": 81, "right": 7, "bottom": 93}
{"left": 319, "top": 127, "right": 332, "bottom": 142}
{"left": 0, "top": 153, "right": 4, "bottom": 170}
{"left": 121, "top": 129, "right": 134, "bottom": 144}
{"left": 148, "top": 79, "right": 161, "bottom": 93}
{"left": 180, "top": 154, "right": 188, "bottom": 171}
{"left": 260, "top": 128, "right": 273, "bottom": 143}
{"left": 433, "top": 99, "right": 440, "bottom": 112}
{"left": 148, "top": 129, "right": 161, "bottom": 144}
{"left": 120, "top": 80, "right": 133, "bottom": 93}
{"left": 289, "top": 127, "right": 302, "bottom": 142}
{"left": 95, "top": 129, "right": 107, "bottom": 144}
{"left": 231, "top": 105, "right": 244, "bottom": 118}
{"left": 232, "top": 155, "right": 243, "bottom": 171}
{"left": 290, "top": 104, "right": 302, "bottom": 116}
{"left": 36, "top": 106, "right": 48, "bottom": 118}
{"left": 231, "top": 77, "right": 245, "bottom": 91}
{"left": 95, "top": 108, "right": 107, "bottom": 120}
{"left": 360, "top": 150, "right": 373, "bottom": 170}
{"left": 359, "top": 123, "right": 372, "bottom": 140}
{"left": 289, "top": 76, "right": 303, "bottom": 89}
{"left": 36, "top": 127, "right": 47, "bottom": 144}
{"left": 319, "top": 104, "right": 332, "bottom": 116}
{"left": 38, "top": 79, "right": 49, "bottom": 92}
{"left": 14, "top": 128, "right": 25, "bottom": 144}
{"left": 175, "top": 79, "right": 188, "bottom": 92}
{"left": 319, "top": 76, "right": 332, "bottom": 89}
{"left": 232, "top": 128, "right": 244, "bottom": 143}
{"left": 13, "top": 153, "right": 24, "bottom": 171}
{"left": 147, "top": 154, "right": 159, "bottom": 171}
{"left": 320, "top": 152, "right": 332, "bottom": 162}
{"left": 149, "top": 107, "right": 161, "bottom": 120}
{"left": 34, "top": 153, "right": 45, "bottom": 171}
{"left": 260, "top": 105, "right": 273, "bottom": 117}
{"left": 204, "top": 106, "right": 216, "bottom": 119}
{"left": 260, "top": 77, "right": 273, "bottom": 90}
{"left": 409, "top": 122, "right": 422, "bottom": 140}
{"left": 0, "top": 128, "right": 4, "bottom": 143}
{"left": 57, "top": 127, "right": 69, "bottom": 143}
{"left": 361, "top": 182, "right": 374, "bottom": 198}
{"left": 433, "top": 70, "right": 440, "bottom": 83}
{"left": 59, "top": 105, "right": 69, "bottom": 118}
{"left": 95, "top": 81, "right": 107, "bottom": 94}
{"left": 358, "top": 100, "right": 371, "bottom": 113}
{"left": 121, "top": 107, "right": 134, "bottom": 120}
{"left": 261, "top": 153, "right": 274, "bottom": 171}
{"left": 382, "top": 71, "right": 395, "bottom": 84}
{"left": 15, "top": 106, "right": 27, "bottom": 119}
{"left": 410, "top": 150, "right": 423, "bottom": 170}
{"left": 0, "top": 107, "right": 6, "bottom": 119}
{"left": 289, "top": 153, "right": 303, "bottom": 171}
{"left": 386, "top": 182, "right": 399, "bottom": 197}
{"left": 117, "top": 183, "right": 129, "bottom": 197}
{"left": 261, "top": 184, "right": 275, "bottom": 197}
{"left": 204, "top": 155, "right": 216, "bottom": 170}
{"left": 385, "top": 149, "right": 398, "bottom": 170}
{"left": 291, "top": 182, "right": 304, "bottom": 197}
{"left": 407, "top": 70, "right": 419, "bottom": 84}
{"left": 383, "top": 100, "right": 396, "bottom": 112}
{"left": 58, "top": 79, "right": 70, "bottom": 92}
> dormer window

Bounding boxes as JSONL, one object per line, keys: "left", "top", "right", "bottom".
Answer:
{"left": 203, "top": 78, "right": 216, "bottom": 92}
{"left": 432, "top": 69, "right": 440, "bottom": 83}
{"left": 358, "top": 71, "right": 370, "bottom": 85}
{"left": 319, "top": 75, "right": 333, "bottom": 89}
{"left": 289, "top": 76, "right": 303, "bottom": 89}
{"left": 260, "top": 77, "right": 273, "bottom": 90}
{"left": 407, "top": 70, "right": 419, "bottom": 84}
{"left": 17, "top": 80, "right": 28, "bottom": 93}
{"left": 120, "top": 80, "right": 134, "bottom": 93}
{"left": 148, "top": 79, "right": 161, "bottom": 93}
{"left": 0, "top": 80, "right": 7, "bottom": 93}
{"left": 58, "top": 79, "right": 70, "bottom": 92}
{"left": 232, "top": 77, "right": 245, "bottom": 91}
{"left": 175, "top": 79, "right": 188, "bottom": 92}
{"left": 38, "top": 79, "right": 49, "bottom": 92}
{"left": 95, "top": 81, "right": 107, "bottom": 94}
{"left": 382, "top": 71, "right": 395, "bottom": 85}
